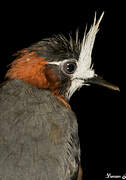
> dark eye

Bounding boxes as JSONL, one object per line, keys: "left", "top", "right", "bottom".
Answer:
{"left": 62, "top": 60, "right": 77, "bottom": 75}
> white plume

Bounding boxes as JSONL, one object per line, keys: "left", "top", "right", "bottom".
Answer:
{"left": 67, "top": 12, "right": 104, "bottom": 99}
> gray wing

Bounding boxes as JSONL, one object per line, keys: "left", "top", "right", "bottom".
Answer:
{"left": 0, "top": 80, "right": 80, "bottom": 180}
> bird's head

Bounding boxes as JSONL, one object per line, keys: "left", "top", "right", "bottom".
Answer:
{"left": 6, "top": 12, "right": 119, "bottom": 106}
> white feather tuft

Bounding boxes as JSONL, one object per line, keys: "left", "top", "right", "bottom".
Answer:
{"left": 67, "top": 12, "right": 104, "bottom": 99}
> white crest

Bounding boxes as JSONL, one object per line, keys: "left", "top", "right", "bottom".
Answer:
{"left": 67, "top": 12, "right": 104, "bottom": 99}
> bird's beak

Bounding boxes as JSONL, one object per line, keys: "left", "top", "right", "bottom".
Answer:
{"left": 85, "top": 75, "right": 120, "bottom": 91}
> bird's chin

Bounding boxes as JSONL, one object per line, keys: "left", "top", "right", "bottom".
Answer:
{"left": 67, "top": 79, "right": 84, "bottom": 99}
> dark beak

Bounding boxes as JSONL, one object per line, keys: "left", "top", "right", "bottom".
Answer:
{"left": 86, "top": 75, "right": 120, "bottom": 91}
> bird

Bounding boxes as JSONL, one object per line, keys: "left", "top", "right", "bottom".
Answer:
{"left": 0, "top": 12, "right": 119, "bottom": 180}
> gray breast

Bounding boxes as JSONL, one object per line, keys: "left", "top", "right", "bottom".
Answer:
{"left": 0, "top": 79, "right": 80, "bottom": 180}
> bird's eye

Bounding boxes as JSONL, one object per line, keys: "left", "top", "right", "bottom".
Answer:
{"left": 62, "top": 60, "right": 77, "bottom": 75}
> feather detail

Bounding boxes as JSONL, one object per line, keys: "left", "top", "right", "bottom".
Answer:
{"left": 6, "top": 50, "right": 48, "bottom": 89}
{"left": 5, "top": 49, "right": 70, "bottom": 107}
{"left": 67, "top": 12, "right": 104, "bottom": 99}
